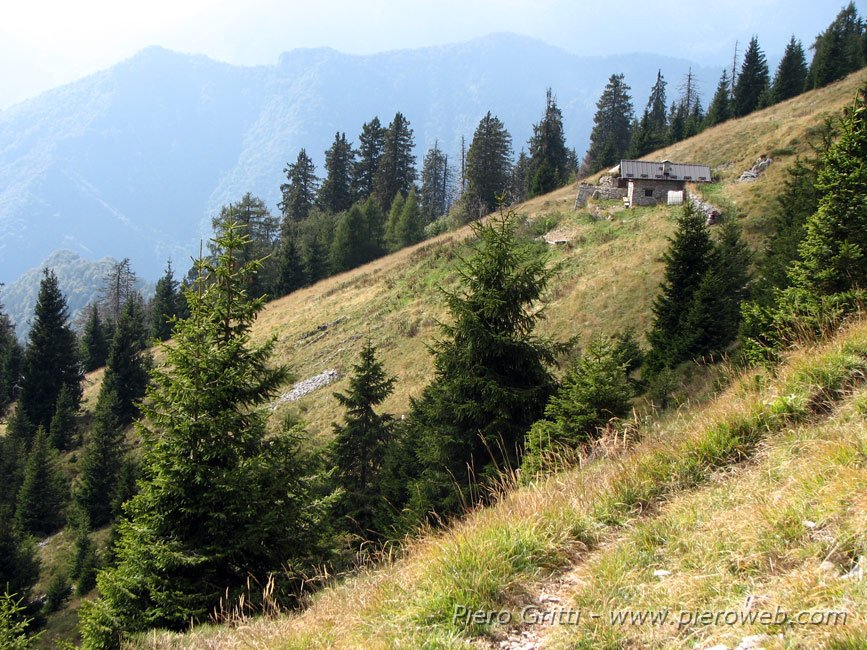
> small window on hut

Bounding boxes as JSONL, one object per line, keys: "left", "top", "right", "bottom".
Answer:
{"left": 644, "top": 188, "right": 654, "bottom": 197}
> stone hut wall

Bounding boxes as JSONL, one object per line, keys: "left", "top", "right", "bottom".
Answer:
{"left": 627, "top": 179, "right": 685, "bottom": 207}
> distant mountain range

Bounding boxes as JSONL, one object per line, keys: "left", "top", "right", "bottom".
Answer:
{"left": 0, "top": 33, "right": 720, "bottom": 283}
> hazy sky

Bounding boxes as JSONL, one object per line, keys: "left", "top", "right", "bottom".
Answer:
{"left": 0, "top": 0, "right": 859, "bottom": 109}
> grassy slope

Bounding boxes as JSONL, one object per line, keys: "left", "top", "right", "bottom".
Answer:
{"left": 128, "top": 70, "right": 867, "bottom": 649}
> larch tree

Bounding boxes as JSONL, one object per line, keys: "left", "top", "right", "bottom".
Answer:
{"left": 80, "top": 225, "right": 329, "bottom": 647}
{"left": 584, "top": 73, "right": 634, "bottom": 174}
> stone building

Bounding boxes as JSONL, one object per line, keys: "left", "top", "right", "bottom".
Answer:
{"left": 618, "top": 159, "right": 712, "bottom": 207}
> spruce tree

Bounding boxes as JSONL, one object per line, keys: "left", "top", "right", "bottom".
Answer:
{"left": 419, "top": 142, "right": 451, "bottom": 223}
{"left": 18, "top": 269, "right": 82, "bottom": 432}
{"left": 0, "top": 436, "right": 26, "bottom": 511}
{"left": 279, "top": 149, "right": 319, "bottom": 222}
{"left": 373, "top": 112, "right": 416, "bottom": 210}
{"left": 100, "top": 298, "right": 151, "bottom": 427}
{"left": 303, "top": 233, "right": 329, "bottom": 284}
{"left": 465, "top": 111, "right": 513, "bottom": 214}
{"left": 0, "top": 513, "right": 39, "bottom": 603}
{"left": 772, "top": 36, "right": 808, "bottom": 103}
{"left": 318, "top": 132, "right": 356, "bottom": 214}
{"left": 383, "top": 192, "right": 406, "bottom": 254}
{"left": 353, "top": 117, "right": 386, "bottom": 201}
{"left": 14, "top": 427, "right": 68, "bottom": 536}
{"left": 808, "top": 3, "right": 865, "bottom": 89}
{"left": 149, "top": 262, "right": 179, "bottom": 342}
{"left": 49, "top": 384, "right": 77, "bottom": 451}
{"left": 330, "top": 339, "right": 396, "bottom": 540}
{"left": 274, "top": 235, "right": 307, "bottom": 296}
{"left": 0, "top": 303, "right": 21, "bottom": 416}
{"left": 704, "top": 70, "right": 733, "bottom": 128}
{"left": 526, "top": 89, "right": 569, "bottom": 197}
{"left": 394, "top": 189, "right": 424, "bottom": 249}
{"left": 80, "top": 225, "right": 328, "bottom": 646}
{"left": 405, "top": 210, "right": 561, "bottom": 519}
{"left": 645, "top": 202, "right": 715, "bottom": 374}
{"left": 75, "top": 388, "right": 126, "bottom": 529}
{"left": 79, "top": 303, "right": 109, "bottom": 372}
{"left": 733, "top": 36, "right": 770, "bottom": 117}
{"left": 330, "top": 199, "right": 385, "bottom": 273}
{"left": 584, "top": 73, "right": 634, "bottom": 174}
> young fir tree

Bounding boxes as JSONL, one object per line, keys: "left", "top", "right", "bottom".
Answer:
{"left": 352, "top": 117, "right": 386, "bottom": 201}
{"left": 772, "top": 36, "right": 808, "bottom": 104}
{"left": 75, "top": 387, "right": 126, "bottom": 529}
{"left": 404, "top": 209, "right": 561, "bottom": 520}
{"left": 704, "top": 70, "right": 732, "bottom": 128}
{"left": 318, "top": 132, "right": 356, "bottom": 214}
{"left": 733, "top": 36, "right": 770, "bottom": 117}
{"left": 14, "top": 427, "right": 68, "bottom": 536}
{"left": 80, "top": 225, "right": 329, "bottom": 647}
{"left": 49, "top": 384, "right": 77, "bottom": 451}
{"left": 584, "top": 73, "right": 634, "bottom": 174}
{"left": 465, "top": 111, "right": 514, "bottom": 214}
{"left": 279, "top": 149, "right": 319, "bottom": 222}
{"left": 644, "top": 202, "right": 715, "bottom": 374}
{"left": 808, "top": 3, "right": 865, "bottom": 89}
{"left": 394, "top": 189, "right": 424, "bottom": 249}
{"left": 373, "top": 112, "right": 416, "bottom": 210}
{"left": 18, "top": 269, "right": 82, "bottom": 433}
{"left": 526, "top": 89, "right": 569, "bottom": 197}
{"left": 149, "top": 262, "right": 179, "bottom": 342}
{"left": 100, "top": 298, "right": 152, "bottom": 427}
{"left": 79, "top": 303, "right": 109, "bottom": 373}
{"left": 330, "top": 339, "right": 396, "bottom": 541}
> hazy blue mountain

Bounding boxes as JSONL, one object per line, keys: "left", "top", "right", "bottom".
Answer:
{"left": 0, "top": 33, "right": 719, "bottom": 282}
{"left": 0, "top": 250, "right": 153, "bottom": 340}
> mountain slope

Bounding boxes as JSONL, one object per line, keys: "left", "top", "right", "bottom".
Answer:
{"left": 0, "top": 34, "right": 719, "bottom": 281}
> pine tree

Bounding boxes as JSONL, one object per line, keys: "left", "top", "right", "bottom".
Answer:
{"left": 149, "top": 262, "right": 179, "bottom": 342}
{"left": 405, "top": 210, "right": 561, "bottom": 519}
{"left": 353, "top": 117, "right": 386, "bottom": 201}
{"left": 808, "top": 3, "right": 865, "bottom": 89}
{"left": 318, "top": 132, "right": 356, "bottom": 214}
{"left": 14, "top": 427, "right": 68, "bottom": 536}
{"left": 49, "top": 384, "right": 77, "bottom": 451}
{"left": 18, "top": 269, "right": 82, "bottom": 432}
{"left": 419, "top": 142, "right": 451, "bottom": 223}
{"left": 75, "top": 388, "right": 125, "bottom": 528}
{"left": 465, "top": 111, "right": 513, "bottom": 214}
{"left": 526, "top": 89, "right": 569, "bottom": 197}
{"left": 279, "top": 149, "right": 319, "bottom": 222}
{"left": 373, "top": 112, "right": 416, "bottom": 210}
{"left": 789, "top": 88, "right": 867, "bottom": 295}
{"left": 704, "top": 70, "right": 733, "bottom": 128}
{"left": 100, "top": 298, "right": 152, "bottom": 426}
{"left": 584, "top": 73, "right": 634, "bottom": 174}
{"left": 645, "top": 202, "right": 715, "bottom": 374}
{"left": 330, "top": 339, "right": 396, "bottom": 540}
{"left": 733, "top": 36, "right": 770, "bottom": 117}
{"left": 79, "top": 304, "right": 109, "bottom": 373}
{"left": 80, "top": 225, "right": 328, "bottom": 645}
{"left": 772, "top": 36, "right": 808, "bottom": 103}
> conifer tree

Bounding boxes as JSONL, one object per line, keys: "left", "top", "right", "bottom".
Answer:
{"left": 14, "top": 427, "right": 68, "bottom": 536}
{"left": 373, "top": 112, "right": 416, "bottom": 210}
{"left": 80, "top": 225, "right": 328, "bottom": 646}
{"left": 75, "top": 388, "right": 125, "bottom": 529}
{"left": 330, "top": 199, "right": 385, "bottom": 273}
{"left": 419, "top": 142, "right": 451, "bottom": 223}
{"left": 394, "top": 189, "right": 424, "bottom": 249}
{"left": 100, "top": 298, "right": 151, "bottom": 427}
{"left": 704, "top": 70, "right": 733, "bottom": 128}
{"left": 149, "top": 262, "right": 179, "bottom": 342}
{"left": 510, "top": 150, "right": 530, "bottom": 204}
{"left": 465, "top": 111, "right": 513, "bottom": 214}
{"left": 526, "top": 89, "right": 569, "bottom": 197}
{"left": 279, "top": 149, "right": 319, "bottom": 222}
{"left": 353, "top": 117, "right": 386, "bottom": 201}
{"left": 0, "top": 303, "right": 20, "bottom": 416}
{"left": 49, "top": 384, "right": 77, "bottom": 451}
{"left": 303, "top": 233, "right": 330, "bottom": 284}
{"left": 584, "top": 73, "right": 634, "bottom": 174}
{"left": 18, "top": 269, "right": 82, "bottom": 432}
{"left": 79, "top": 304, "right": 109, "bottom": 372}
{"left": 383, "top": 192, "right": 406, "bottom": 254}
{"left": 318, "top": 132, "right": 356, "bottom": 214}
{"left": 645, "top": 202, "right": 715, "bottom": 374}
{"left": 0, "top": 514, "right": 39, "bottom": 604}
{"left": 330, "top": 339, "right": 395, "bottom": 540}
{"left": 808, "top": 3, "right": 865, "bottom": 89}
{"left": 733, "top": 36, "right": 770, "bottom": 117}
{"left": 0, "top": 436, "right": 26, "bottom": 511}
{"left": 772, "top": 36, "right": 808, "bottom": 103}
{"left": 99, "top": 259, "right": 138, "bottom": 329}
{"left": 274, "top": 235, "right": 307, "bottom": 296}
{"left": 405, "top": 210, "right": 560, "bottom": 519}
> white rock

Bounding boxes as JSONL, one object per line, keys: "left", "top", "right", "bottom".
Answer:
{"left": 802, "top": 520, "right": 817, "bottom": 529}
{"left": 653, "top": 569, "right": 671, "bottom": 578}
{"left": 819, "top": 560, "right": 838, "bottom": 576}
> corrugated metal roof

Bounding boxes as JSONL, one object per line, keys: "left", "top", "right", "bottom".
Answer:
{"left": 619, "top": 159, "right": 712, "bottom": 182}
